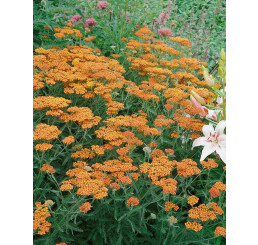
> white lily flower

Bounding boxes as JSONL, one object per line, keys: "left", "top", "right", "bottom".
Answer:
{"left": 192, "top": 120, "right": 226, "bottom": 163}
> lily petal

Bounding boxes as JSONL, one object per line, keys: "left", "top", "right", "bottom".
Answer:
{"left": 200, "top": 143, "right": 216, "bottom": 161}
{"left": 216, "top": 145, "right": 226, "bottom": 163}
{"left": 202, "top": 124, "right": 215, "bottom": 138}
{"left": 192, "top": 137, "right": 206, "bottom": 149}
{"left": 215, "top": 120, "right": 226, "bottom": 136}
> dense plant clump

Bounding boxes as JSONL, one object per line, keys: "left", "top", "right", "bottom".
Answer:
{"left": 33, "top": 1, "right": 226, "bottom": 244}
{"left": 33, "top": 0, "right": 225, "bottom": 68}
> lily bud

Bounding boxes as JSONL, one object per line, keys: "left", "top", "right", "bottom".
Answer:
{"left": 202, "top": 66, "right": 214, "bottom": 87}
{"left": 190, "top": 90, "right": 206, "bottom": 105}
{"left": 190, "top": 95, "right": 207, "bottom": 117}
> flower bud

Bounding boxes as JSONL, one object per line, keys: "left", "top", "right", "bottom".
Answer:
{"left": 168, "top": 216, "right": 178, "bottom": 225}
{"left": 85, "top": 166, "right": 92, "bottom": 172}
{"left": 190, "top": 95, "right": 207, "bottom": 117}
{"left": 202, "top": 66, "right": 214, "bottom": 87}
{"left": 150, "top": 213, "right": 156, "bottom": 219}
{"left": 45, "top": 200, "right": 54, "bottom": 207}
{"left": 220, "top": 49, "right": 226, "bottom": 61}
{"left": 143, "top": 146, "right": 152, "bottom": 154}
{"left": 190, "top": 90, "right": 206, "bottom": 105}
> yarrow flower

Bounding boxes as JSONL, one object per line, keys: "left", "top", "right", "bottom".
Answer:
{"left": 127, "top": 197, "right": 139, "bottom": 207}
{"left": 79, "top": 202, "right": 92, "bottom": 213}
{"left": 192, "top": 120, "right": 226, "bottom": 163}
{"left": 214, "top": 226, "right": 226, "bottom": 236}
{"left": 158, "top": 28, "right": 172, "bottom": 37}
{"left": 187, "top": 195, "right": 199, "bottom": 206}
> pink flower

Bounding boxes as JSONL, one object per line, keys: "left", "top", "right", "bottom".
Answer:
{"left": 158, "top": 28, "right": 172, "bottom": 37}
{"left": 158, "top": 12, "right": 170, "bottom": 25}
{"left": 97, "top": 1, "right": 108, "bottom": 9}
{"left": 85, "top": 18, "right": 97, "bottom": 28}
{"left": 69, "top": 14, "right": 81, "bottom": 23}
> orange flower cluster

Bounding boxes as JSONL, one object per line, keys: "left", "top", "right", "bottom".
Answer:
{"left": 185, "top": 221, "right": 203, "bottom": 232}
{"left": 164, "top": 201, "right": 179, "bottom": 211}
{"left": 163, "top": 88, "right": 189, "bottom": 104}
{"left": 187, "top": 195, "right": 199, "bottom": 206}
{"left": 169, "top": 37, "right": 192, "bottom": 48}
{"left": 59, "top": 107, "right": 101, "bottom": 129}
{"left": 33, "top": 202, "right": 52, "bottom": 235}
{"left": 35, "top": 143, "right": 53, "bottom": 151}
{"left": 62, "top": 136, "right": 75, "bottom": 145}
{"left": 60, "top": 161, "right": 108, "bottom": 199}
{"left": 33, "top": 96, "right": 71, "bottom": 110}
{"left": 33, "top": 124, "right": 62, "bottom": 141}
{"left": 155, "top": 178, "right": 178, "bottom": 195}
{"left": 71, "top": 147, "right": 95, "bottom": 159}
{"left": 40, "top": 164, "right": 56, "bottom": 174}
{"left": 209, "top": 182, "right": 226, "bottom": 197}
{"left": 188, "top": 202, "right": 223, "bottom": 222}
{"left": 175, "top": 159, "right": 201, "bottom": 177}
{"left": 92, "top": 159, "right": 138, "bottom": 186}
{"left": 134, "top": 26, "right": 156, "bottom": 40}
{"left": 140, "top": 153, "right": 178, "bottom": 194}
{"left": 84, "top": 36, "right": 96, "bottom": 42}
{"left": 79, "top": 202, "right": 92, "bottom": 213}
{"left": 200, "top": 159, "right": 219, "bottom": 169}
{"left": 53, "top": 25, "right": 83, "bottom": 38}
{"left": 139, "top": 155, "right": 176, "bottom": 181}
{"left": 214, "top": 227, "right": 226, "bottom": 236}
{"left": 174, "top": 111, "right": 206, "bottom": 132}
{"left": 34, "top": 45, "right": 131, "bottom": 119}
{"left": 170, "top": 131, "right": 179, "bottom": 138}
{"left": 127, "top": 197, "right": 140, "bottom": 207}
{"left": 154, "top": 115, "right": 174, "bottom": 128}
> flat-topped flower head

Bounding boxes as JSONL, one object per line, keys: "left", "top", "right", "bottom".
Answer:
{"left": 159, "top": 28, "right": 172, "bottom": 37}
{"left": 192, "top": 120, "right": 226, "bottom": 163}
{"left": 85, "top": 18, "right": 97, "bottom": 28}
{"left": 98, "top": 1, "right": 108, "bottom": 9}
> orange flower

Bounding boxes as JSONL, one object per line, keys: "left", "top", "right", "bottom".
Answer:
{"left": 209, "top": 182, "right": 226, "bottom": 197}
{"left": 127, "top": 197, "right": 139, "bottom": 207}
{"left": 187, "top": 195, "right": 199, "bottom": 206}
{"left": 176, "top": 159, "right": 201, "bottom": 177}
{"left": 33, "top": 124, "right": 62, "bottom": 141}
{"left": 165, "top": 201, "right": 179, "bottom": 211}
{"left": 214, "top": 227, "right": 226, "bottom": 236}
{"left": 79, "top": 202, "right": 92, "bottom": 213}
{"left": 84, "top": 36, "right": 96, "bottom": 42}
{"left": 62, "top": 136, "right": 75, "bottom": 145}
{"left": 33, "top": 202, "right": 51, "bottom": 235}
{"left": 35, "top": 143, "right": 53, "bottom": 151}
{"left": 170, "top": 131, "right": 179, "bottom": 138}
{"left": 200, "top": 159, "right": 219, "bottom": 169}
{"left": 112, "top": 54, "right": 121, "bottom": 58}
{"left": 165, "top": 104, "right": 174, "bottom": 110}
{"left": 40, "top": 164, "right": 56, "bottom": 174}
{"left": 165, "top": 148, "right": 174, "bottom": 155}
{"left": 185, "top": 221, "right": 203, "bottom": 232}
